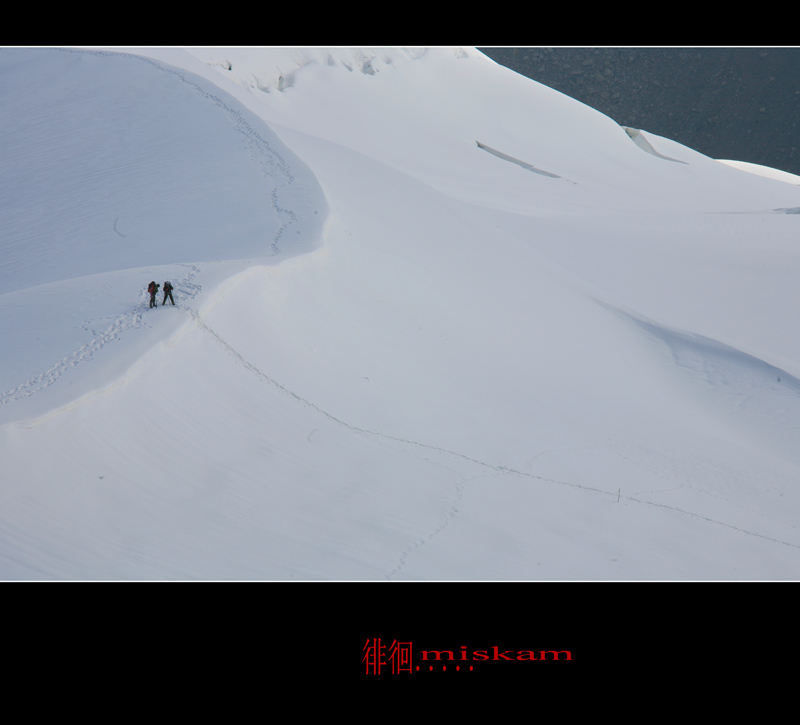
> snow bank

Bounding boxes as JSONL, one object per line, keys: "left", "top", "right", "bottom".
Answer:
{"left": 717, "top": 158, "right": 800, "bottom": 185}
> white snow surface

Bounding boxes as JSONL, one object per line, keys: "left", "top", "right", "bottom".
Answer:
{"left": 3, "top": 46, "right": 800, "bottom": 580}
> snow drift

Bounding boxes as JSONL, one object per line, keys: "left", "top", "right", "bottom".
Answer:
{"left": 2, "top": 46, "right": 800, "bottom": 580}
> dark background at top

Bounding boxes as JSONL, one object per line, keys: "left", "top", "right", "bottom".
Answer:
{"left": 477, "top": 47, "right": 800, "bottom": 177}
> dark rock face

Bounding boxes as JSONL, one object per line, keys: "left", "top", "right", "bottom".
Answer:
{"left": 478, "top": 47, "right": 800, "bottom": 176}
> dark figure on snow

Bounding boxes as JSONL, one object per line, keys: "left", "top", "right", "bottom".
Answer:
{"left": 162, "top": 281, "right": 175, "bottom": 306}
{"left": 148, "top": 281, "right": 159, "bottom": 308}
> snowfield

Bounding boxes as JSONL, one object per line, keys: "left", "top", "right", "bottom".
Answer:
{"left": 2, "top": 46, "right": 800, "bottom": 580}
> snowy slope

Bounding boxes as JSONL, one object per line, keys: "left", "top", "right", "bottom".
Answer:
{"left": 2, "top": 46, "right": 800, "bottom": 580}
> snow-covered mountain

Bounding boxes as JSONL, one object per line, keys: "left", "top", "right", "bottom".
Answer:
{"left": 3, "top": 46, "right": 800, "bottom": 580}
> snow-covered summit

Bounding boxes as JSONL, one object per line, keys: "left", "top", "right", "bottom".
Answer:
{"left": 2, "top": 46, "right": 800, "bottom": 580}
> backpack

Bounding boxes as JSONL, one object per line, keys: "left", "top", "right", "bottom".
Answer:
{"left": 164, "top": 282, "right": 173, "bottom": 292}
{"left": 148, "top": 282, "right": 156, "bottom": 294}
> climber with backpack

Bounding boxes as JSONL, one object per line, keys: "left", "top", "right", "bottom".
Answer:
{"left": 148, "top": 281, "right": 159, "bottom": 308}
{"left": 162, "top": 281, "right": 175, "bottom": 306}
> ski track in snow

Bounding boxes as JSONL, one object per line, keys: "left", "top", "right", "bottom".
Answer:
{"left": 388, "top": 470, "right": 480, "bottom": 579}
{"left": 0, "top": 264, "right": 203, "bottom": 408}
{"left": 185, "top": 307, "right": 800, "bottom": 575}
